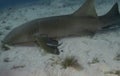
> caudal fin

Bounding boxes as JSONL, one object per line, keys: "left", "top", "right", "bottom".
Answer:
{"left": 100, "top": 3, "right": 120, "bottom": 29}
{"left": 102, "top": 3, "right": 119, "bottom": 17}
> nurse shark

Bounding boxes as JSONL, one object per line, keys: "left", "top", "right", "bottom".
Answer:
{"left": 2, "top": 0, "right": 120, "bottom": 54}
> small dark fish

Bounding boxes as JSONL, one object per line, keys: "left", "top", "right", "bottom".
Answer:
{"left": 34, "top": 35, "right": 60, "bottom": 55}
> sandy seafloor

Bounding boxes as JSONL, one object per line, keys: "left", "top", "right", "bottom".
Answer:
{"left": 0, "top": 0, "right": 120, "bottom": 76}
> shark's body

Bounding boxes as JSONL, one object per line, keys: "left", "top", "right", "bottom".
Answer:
{"left": 2, "top": 0, "right": 120, "bottom": 46}
{"left": 3, "top": 15, "right": 102, "bottom": 45}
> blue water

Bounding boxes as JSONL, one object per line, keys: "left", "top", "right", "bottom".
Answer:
{"left": 0, "top": 0, "right": 30, "bottom": 8}
{"left": 0, "top": 0, "right": 52, "bottom": 9}
{"left": 0, "top": 0, "right": 118, "bottom": 9}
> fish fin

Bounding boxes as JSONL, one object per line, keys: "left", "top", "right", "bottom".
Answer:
{"left": 104, "top": 3, "right": 119, "bottom": 17}
{"left": 34, "top": 35, "right": 60, "bottom": 55}
{"left": 99, "top": 3, "right": 120, "bottom": 29}
{"left": 72, "top": 0, "right": 97, "bottom": 18}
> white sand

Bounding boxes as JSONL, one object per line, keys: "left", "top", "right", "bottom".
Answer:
{"left": 0, "top": 0, "right": 120, "bottom": 76}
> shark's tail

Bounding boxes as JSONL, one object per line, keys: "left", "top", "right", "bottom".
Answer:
{"left": 99, "top": 3, "right": 120, "bottom": 29}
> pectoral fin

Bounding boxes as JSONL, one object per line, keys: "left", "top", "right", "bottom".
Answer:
{"left": 34, "top": 34, "right": 60, "bottom": 55}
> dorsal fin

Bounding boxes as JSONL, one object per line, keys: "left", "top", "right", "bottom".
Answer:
{"left": 72, "top": 0, "right": 97, "bottom": 17}
{"left": 104, "top": 3, "right": 119, "bottom": 17}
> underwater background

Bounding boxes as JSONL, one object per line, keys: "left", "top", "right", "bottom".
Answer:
{"left": 0, "top": 0, "right": 120, "bottom": 76}
{"left": 0, "top": 0, "right": 119, "bottom": 9}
